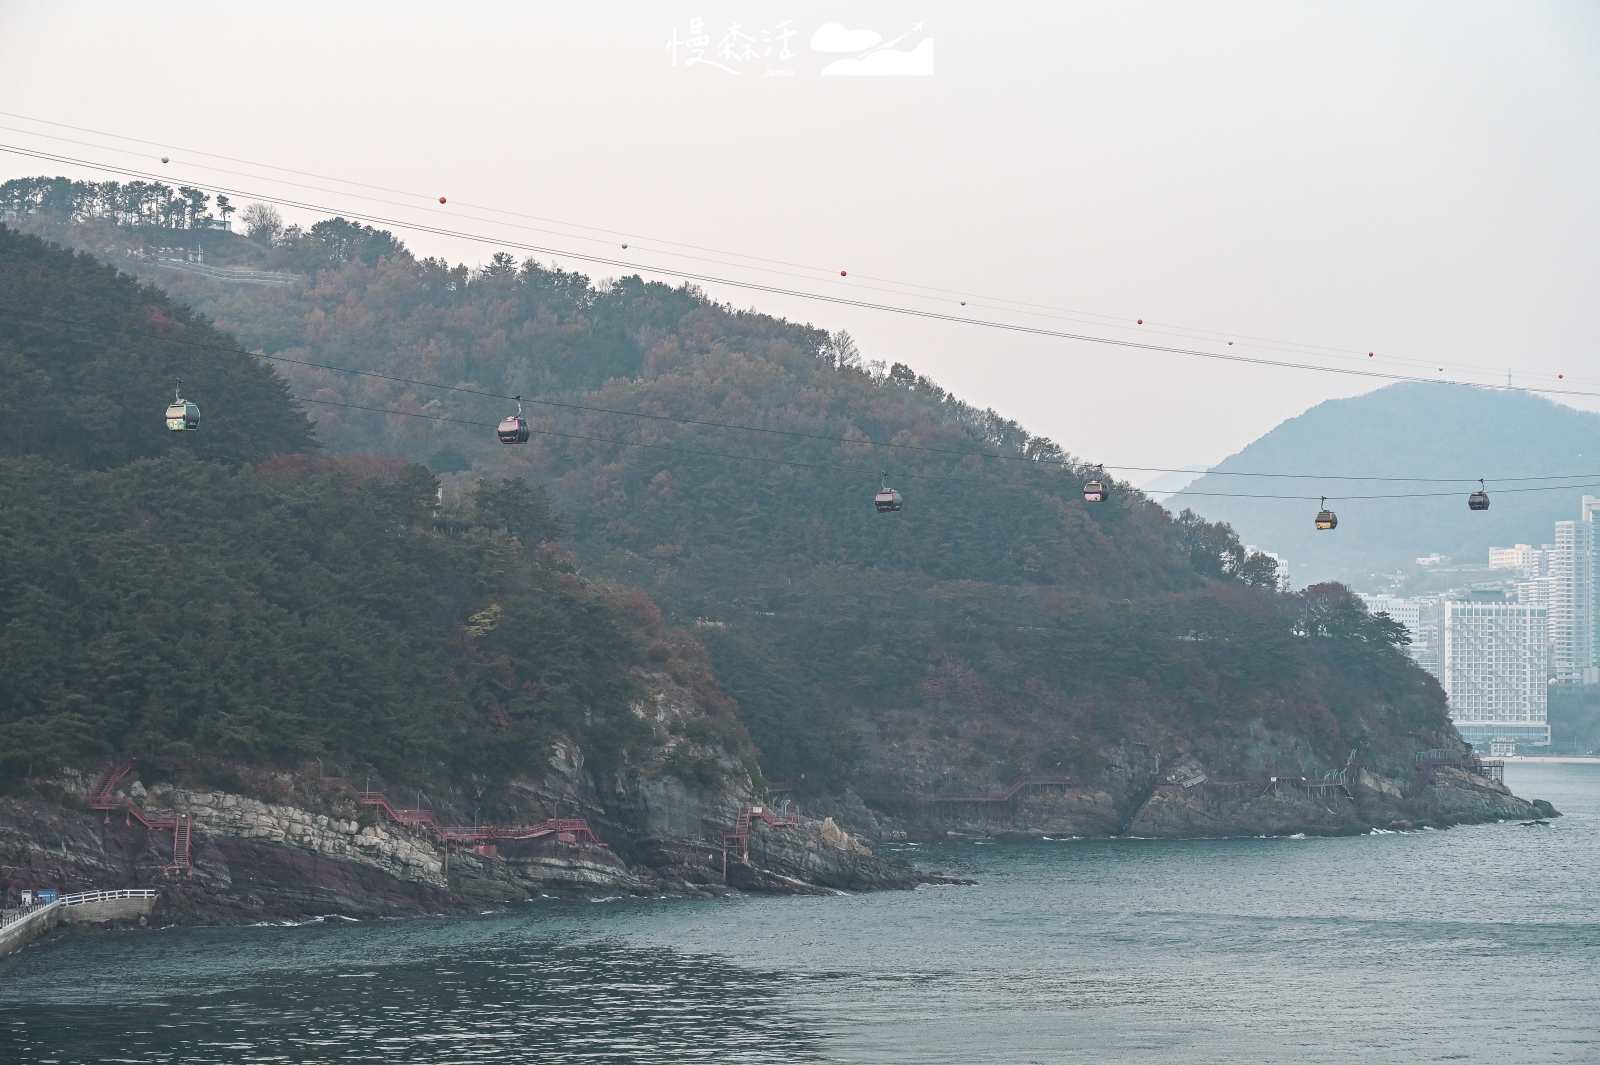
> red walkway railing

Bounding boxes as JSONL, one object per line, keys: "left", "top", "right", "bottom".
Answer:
{"left": 87, "top": 762, "right": 608, "bottom": 879}
{"left": 87, "top": 761, "right": 192, "bottom": 876}
{"left": 346, "top": 786, "right": 605, "bottom": 847}
{"left": 722, "top": 804, "right": 800, "bottom": 878}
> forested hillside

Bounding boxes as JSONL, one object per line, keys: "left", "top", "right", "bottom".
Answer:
{"left": 0, "top": 224, "right": 750, "bottom": 812}
{"left": 2, "top": 201, "right": 1461, "bottom": 799}
{"left": 0, "top": 454, "right": 747, "bottom": 786}
{"left": 0, "top": 226, "right": 315, "bottom": 468}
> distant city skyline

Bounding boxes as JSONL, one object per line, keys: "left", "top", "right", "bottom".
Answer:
{"left": 1355, "top": 495, "right": 1600, "bottom": 749}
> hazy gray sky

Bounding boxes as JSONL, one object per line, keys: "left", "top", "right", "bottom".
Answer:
{"left": 3, "top": 1, "right": 1596, "bottom": 477}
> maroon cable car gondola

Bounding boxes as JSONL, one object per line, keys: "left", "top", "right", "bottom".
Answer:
{"left": 1468, "top": 479, "right": 1490, "bottom": 511}
{"left": 874, "top": 473, "right": 902, "bottom": 513}
{"left": 1315, "top": 497, "right": 1337, "bottom": 531}
{"left": 1083, "top": 479, "right": 1106, "bottom": 503}
{"left": 497, "top": 395, "right": 530, "bottom": 445}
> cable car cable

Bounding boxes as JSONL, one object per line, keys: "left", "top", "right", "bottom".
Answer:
{"left": 3, "top": 110, "right": 1584, "bottom": 386}
{"left": 245, "top": 397, "right": 1600, "bottom": 501}
{"left": 296, "top": 397, "right": 1058, "bottom": 486}
{"left": 4, "top": 301, "right": 1598, "bottom": 490}
{"left": 0, "top": 114, "right": 1486, "bottom": 371}
{"left": 3, "top": 140, "right": 1590, "bottom": 401}
{"left": 1170, "top": 481, "right": 1600, "bottom": 501}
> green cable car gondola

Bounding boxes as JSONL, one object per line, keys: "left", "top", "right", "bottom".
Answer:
{"left": 165, "top": 379, "right": 199, "bottom": 431}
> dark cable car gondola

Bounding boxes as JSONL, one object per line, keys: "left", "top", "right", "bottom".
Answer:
{"left": 164, "top": 378, "right": 199, "bottom": 431}
{"left": 1083, "top": 479, "right": 1106, "bottom": 503}
{"left": 497, "top": 395, "right": 530, "bottom": 444}
{"left": 1468, "top": 479, "right": 1490, "bottom": 511}
{"left": 1315, "top": 497, "right": 1337, "bottom": 531}
{"left": 874, "top": 473, "right": 902, "bottom": 513}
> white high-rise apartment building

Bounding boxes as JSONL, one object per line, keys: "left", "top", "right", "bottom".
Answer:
{"left": 1549, "top": 496, "right": 1600, "bottom": 681}
{"left": 1441, "top": 596, "right": 1549, "bottom": 747}
{"left": 1356, "top": 594, "right": 1422, "bottom": 635}
{"left": 1356, "top": 594, "right": 1437, "bottom": 676}
{"left": 1489, "top": 544, "right": 1547, "bottom": 578}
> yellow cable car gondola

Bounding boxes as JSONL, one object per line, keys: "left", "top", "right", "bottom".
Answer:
{"left": 1315, "top": 497, "right": 1337, "bottom": 531}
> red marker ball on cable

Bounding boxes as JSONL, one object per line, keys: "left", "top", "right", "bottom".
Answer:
{"left": 1137, "top": 319, "right": 1143, "bottom": 325}
{"left": 840, "top": 270, "right": 847, "bottom": 276}
{"left": 439, "top": 197, "right": 447, "bottom": 204}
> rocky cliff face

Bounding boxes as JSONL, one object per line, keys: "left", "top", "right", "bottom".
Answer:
{"left": 837, "top": 754, "right": 1547, "bottom": 842}
{"left": 1, "top": 752, "right": 927, "bottom": 925}
{"left": 3, "top": 681, "right": 1557, "bottom": 927}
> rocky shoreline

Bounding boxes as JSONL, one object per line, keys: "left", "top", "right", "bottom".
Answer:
{"left": 0, "top": 781, "right": 946, "bottom": 926}
{"left": 844, "top": 762, "right": 1556, "bottom": 843}
{"left": 0, "top": 750, "right": 1556, "bottom": 930}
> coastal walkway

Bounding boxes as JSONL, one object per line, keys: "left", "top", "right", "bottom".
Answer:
{"left": 1410, "top": 749, "right": 1504, "bottom": 793}
{"left": 1, "top": 890, "right": 160, "bottom": 961}
{"left": 857, "top": 775, "right": 1083, "bottom": 819}
{"left": 319, "top": 778, "right": 606, "bottom": 853}
{"left": 0, "top": 898, "right": 59, "bottom": 962}
{"left": 89, "top": 760, "right": 605, "bottom": 873}
{"left": 355, "top": 789, "right": 602, "bottom": 846}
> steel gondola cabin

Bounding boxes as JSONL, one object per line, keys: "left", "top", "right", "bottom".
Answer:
{"left": 1315, "top": 497, "right": 1337, "bottom": 531}
{"left": 1083, "top": 479, "right": 1106, "bottom": 503}
{"left": 497, "top": 396, "right": 530, "bottom": 444}
{"left": 874, "top": 474, "right": 902, "bottom": 513}
{"left": 165, "top": 379, "right": 198, "bottom": 431}
{"left": 1468, "top": 479, "right": 1490, "bottom": 511}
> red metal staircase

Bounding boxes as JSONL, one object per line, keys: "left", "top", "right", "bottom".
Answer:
{"left": 87, "top": 760, "right": 192, "bottom": 876}
{"left": 722, "top": 804, "right": 801, "bottom": 879}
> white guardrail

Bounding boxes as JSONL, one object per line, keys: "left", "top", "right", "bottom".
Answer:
{"left": 155, "top": 257, "right": 298, "bottom": 286}
{"left": 60, "top": 889, "right": 159, "bottom": 906}
{"left": 2, "top": 890, "right": 160, "bottom": 935}
{"left": 0, "top": 899, "right": 58, "bottom": 936}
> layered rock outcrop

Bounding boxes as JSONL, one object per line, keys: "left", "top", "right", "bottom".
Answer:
{"left": 849, "top": 756, "right": 1548, "bottom": 841}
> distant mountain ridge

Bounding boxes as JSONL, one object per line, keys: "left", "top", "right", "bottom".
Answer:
{"left": 1174, "top": 383, "right": 1600, "bottom": 586}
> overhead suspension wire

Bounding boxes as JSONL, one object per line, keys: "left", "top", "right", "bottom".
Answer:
{"left": 1167, "top": 481, "right": 1600, "bottom": 502}
{"left": 2, "top": 323, "right": 1594, "bottom": 504}
{"left": 4, "top": 303, "right": 1596, "bottom": 491}
{"left": 5, "top": 110, "right": 1585, "bottom": 389}
{"left": 2, "top": 140, "right": 1591, "bottom": 404}
{"left": 0, "top": 111, "right": 1481, "bottom": 372}
{"left": 0, "top": 121, "right": 1394, "bottom": 372}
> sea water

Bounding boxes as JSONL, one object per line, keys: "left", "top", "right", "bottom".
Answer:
{"left": 2, "top": 762, "right": 1596, "bottom": 1064}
